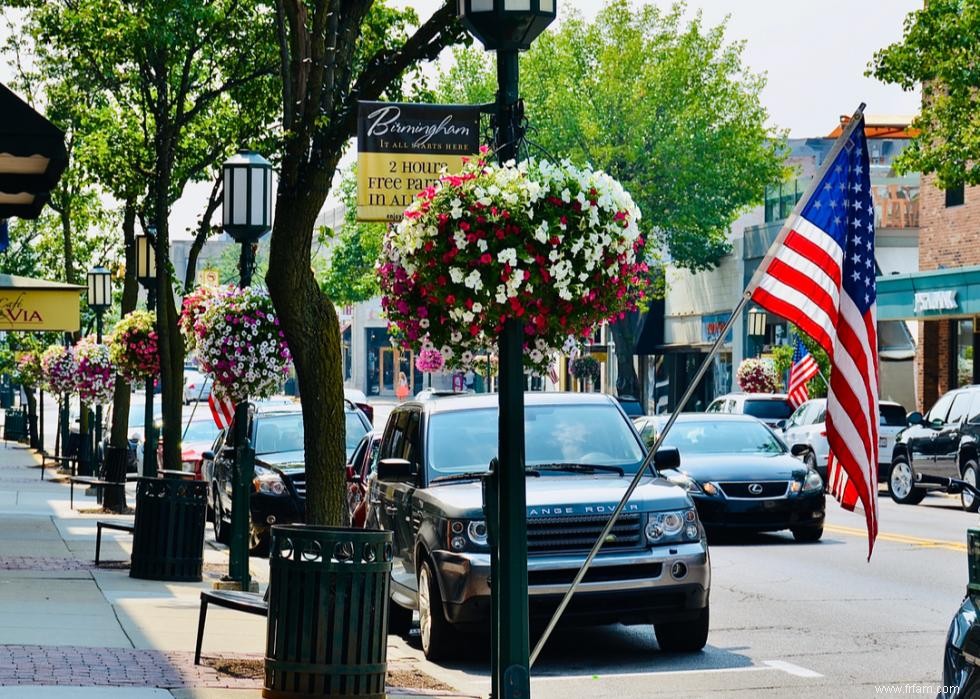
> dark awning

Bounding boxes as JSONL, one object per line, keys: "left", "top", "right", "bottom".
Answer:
{"left": 0, "top": 82, "right": 68, "bottom": 220}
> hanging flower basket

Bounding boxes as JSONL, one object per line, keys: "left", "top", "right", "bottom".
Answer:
{"left": 736, "top": 358, "right": 779, "bottom": 393}
{"left": 415, "top": 347, "right": 445, "bottom": 374}
{"left": 379, "top": 154, "right": 648, "bottom": 374}
{"left": 40, "top": 345, "right": 78, "bottom": 395}
{"left": 180, "top": 284, "right": 231, "bottom": 351}
{"left": 75, "top": 336, "right": 115, "bottom": 404}
{"left": 569, "top": 355, "right": 601, "bottom": 385}
{"left": 109, "top": 310, "right": 160, "bottom": 382}
{"left": 196, "top": 286, "right": 292, "bottom": 404}
{"left": 14, "top": 350, "right": 42, "bottom": 388}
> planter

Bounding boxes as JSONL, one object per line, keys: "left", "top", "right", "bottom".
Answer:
{"left": 264, "top": 525, "right": 394, "bottom": 699}
{"left": 130, "top": 477, "right": 207, "bottom": 581}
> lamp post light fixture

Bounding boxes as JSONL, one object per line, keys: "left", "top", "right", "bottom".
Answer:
{"left": 221, "top": 148, "right": 273, "bottom": 592}
{"left": 457, "top": 2, "right": 555, "bottom": 697}
{"left": 135, "top": 230, "right": 159, "bottom": 478}
{"left": 747, "top": 308, "right": 767, "bottom": 357}
{"left": 87, "top": 265, "right": 112, "bottom": 470}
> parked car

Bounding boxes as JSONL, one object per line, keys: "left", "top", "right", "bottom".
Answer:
{"left": 346, "top": 429, "right": 383, "bottom": 527}
{"left": 183, "top": 368, "right": 212, "bottom": 404}
{"left": 635, "top": 414, "right": 826, "bottom": 542}
{"left": 367, "top": 392, "right": 710, "bottom": 661}
{"left": 780, "top": 398, "right": 908, "bottom": 480}
{"left": 705, "top": 392, "right": 794, "bottom": 428}
{"left": 208, "top": 402, "right": 371, "bottom": 553}
{"left": 345, "top": 388, "right": 373, "bottom": 424}
{"left": 615, "top": 394, "right": 645, "bottom": 418}
{"left": 889, "top": 386, "right": 980, "bottom": 511}
{"left": 156, "top": 413, "right": 220, "bottom": 479}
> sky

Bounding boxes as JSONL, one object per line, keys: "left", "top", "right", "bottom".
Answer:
{"left": 2, "top": 1, "right": 923, "bottom": 237}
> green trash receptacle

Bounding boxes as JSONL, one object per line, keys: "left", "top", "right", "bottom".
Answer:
{"left": 0, "top": 385, "right": 14, "bottom": 409}
{"left": 130, "top": 477, "right": 208, "bottom": 581}
{"left": 3, "top": 408, "right": 26, "bottom": 442}
{"left": 264, "top": 525, "right": 393, "bottom": 699}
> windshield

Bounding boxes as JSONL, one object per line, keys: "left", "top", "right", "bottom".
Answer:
{"left": 743, "top": 399, "right": 793, "bottom": 420}
{"left": 879, "top": 404, "right": 907, "bottom": 427}
{"left": 659, "top": 419, "right": 785, "bottom": 456}
{"left": 181, "top": 420, "right": 219, "bottom": 444}
{"left": 253, "top": 412, "right": 368, "bottom": 457}
{"left": 426, "top": 404, "right": 644, "bottom": 479}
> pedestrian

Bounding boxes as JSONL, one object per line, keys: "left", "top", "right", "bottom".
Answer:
{"left": 395, "top": 371, "right": 409, "bottom": 401}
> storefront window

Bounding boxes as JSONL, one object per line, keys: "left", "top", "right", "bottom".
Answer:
{"left": 957, "top": 319, "right": 974, "bottom": 388}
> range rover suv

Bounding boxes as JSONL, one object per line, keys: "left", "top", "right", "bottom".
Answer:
{"left": 367, "top": 392, "right": 710, "bottom": 660}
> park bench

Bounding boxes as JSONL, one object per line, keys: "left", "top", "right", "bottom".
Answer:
{"left": 194, "top": 586, "right": 269, "bottom": 665}
{"left": 94, "top": 521, "right": 135, "bottom": 565}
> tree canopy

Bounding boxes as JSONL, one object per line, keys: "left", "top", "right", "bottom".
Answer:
{"left": 870, "top": 0, "right": 980, "bottom": 187}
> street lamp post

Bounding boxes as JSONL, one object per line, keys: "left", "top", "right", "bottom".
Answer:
{"left": 747, "top": 307, "right": 767, "bottom": 358}
{"left": 221, "top": 149, "right": 273, "bottom": 591}
{"left": 87, "top": 265, "right": 112, "bottom": 471}
{"left": 457, "top": 3, "right": 555, "bottom": 697}
{"left": 135, "top": 231, "right": 158, "bottom": 478}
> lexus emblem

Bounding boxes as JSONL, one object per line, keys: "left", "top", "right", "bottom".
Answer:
{"left": 748, "top": 483, "right": 764, "bottom": 495}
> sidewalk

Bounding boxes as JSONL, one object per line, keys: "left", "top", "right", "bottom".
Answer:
{"left": 0, "top": 442, "right": 477, "bottom": 699}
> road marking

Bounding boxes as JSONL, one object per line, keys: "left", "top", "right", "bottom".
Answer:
{"left": 531, "top": 660, "right": 822, "bottom": 682}
{"left": 825, "top": 524, "right": 966, "bottom": 552}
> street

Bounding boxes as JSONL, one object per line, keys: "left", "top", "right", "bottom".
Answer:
{"left": 392, "top": 491, "right": 970, "bottom": 698}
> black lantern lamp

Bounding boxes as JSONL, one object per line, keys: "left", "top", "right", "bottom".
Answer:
{"left": 458, "top": 0, "right": 556, "bottom": 50}
{"left": 134, "top": 232, "right": 157, "bottom": 289}
{"left": 86, "top": 266, "right": 111, "bottom": 314}
{"left": 222, "top": 149, "right": 273, "bottom": 245}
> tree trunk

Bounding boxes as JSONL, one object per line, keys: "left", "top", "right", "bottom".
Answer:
{"left": 610, "top": 312, "right": 641, "bottom": 398}
{"left": 106, "top": 200, "right": 139, "bottom": 513}
{"left": 23, "top": 386, "right": 39, "bottom": 449}
{"left": 267, "top": 181, "right": 347, "bottom": 527}
{"left": 183, "top": 179, "right": 222, "bottom": 294}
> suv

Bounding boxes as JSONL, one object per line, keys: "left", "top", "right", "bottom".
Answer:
{"left": 705, "top": 392, "right": 793, "bottom": 428}
{"left": 367, "top": 392, "right": 710, "bottom": 660}
{"left": 890, "top": 386, "right": 980, "bottom": 511}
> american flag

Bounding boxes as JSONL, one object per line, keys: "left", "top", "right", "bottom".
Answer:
{"left": 208, "top": 393, "right": 236, "bottom": 430}
{"left": 787, "top": 338, "right": 819, "bottom": 409}
{"left": 749, "top": 113, "right": 879, "bottom": 557}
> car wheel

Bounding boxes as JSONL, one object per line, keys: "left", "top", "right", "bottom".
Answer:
{"left": 962, "top": 462, "right": 980, "bottom": 513}
{"left": 212, "top": 489, "right": 230, "bottom": 544}
{"left": 888, "top": 459, "right": 926, "bottom": 505}
{"left": 249, "top": 521, "right": 270, "bottom": 557}
{"left": 792, "top": 525, "right": 823, "bottom": 542}
{"left": 655, "top": 603, "right": 709, "bottom": 653}
{"left": 388, "top": 598, "right": 413, "bottom": 638}
{"left": 418, "top": 559, "right": 459, "bottom": 661}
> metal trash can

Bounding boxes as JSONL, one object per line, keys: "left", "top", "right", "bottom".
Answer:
{"left": 264, "top": 525, "right": 393, "bottom": 699}
{"left": 0, "top": 384, "right": 14, "bottom": 409}
{"left": 3, "top": 408, "right": 26, "bottom": 442}
{"left": 130, "top": 477, "right": 208, "bottom": 581}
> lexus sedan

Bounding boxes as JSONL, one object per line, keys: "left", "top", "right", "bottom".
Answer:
{"left": 635, "top": 414, "right": 825, "bottom": 542}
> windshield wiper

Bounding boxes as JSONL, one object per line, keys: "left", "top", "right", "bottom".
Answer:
{"left": 430, "top": 471, "right": 491, "bottom": 484}
{"left": 531, "top": 463, "right": 625, "bottom": 477}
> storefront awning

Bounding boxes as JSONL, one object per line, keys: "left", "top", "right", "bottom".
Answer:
{"left": 0, "top": 82, "right": 68, "bottom": 220}
{"left": 877, "top": 265, "right": 980, "bottom": 322}
{"left": 0, "top": 274, "right": 83, "bottom": 332}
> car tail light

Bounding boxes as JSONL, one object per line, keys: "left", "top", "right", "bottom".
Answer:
{"left": 819, "top": 429, "right": 827, "bottom": 436}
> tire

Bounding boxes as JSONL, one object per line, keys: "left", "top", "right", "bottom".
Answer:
{"left": 418, "top": 559, "right": 459, "bottom": 661}
{"left": 792, "top": 525, "right": 823, "bottom": 543}
{"left": 888, "top": 459, "right": 926, "bottom": 505}
{"left": 962, "top": 462, "right": 980, "bottom": 513}
{"left": 212, "top": 488, "right": 230, "bottom": 544}
{"left": 655, "top": 603, "right": 709, "bottom": 653}
{"left": 388, "top": 598, "right": 413, "bottom": 638}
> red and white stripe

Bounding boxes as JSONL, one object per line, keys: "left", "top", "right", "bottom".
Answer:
{"left": 787, "top": 355, "right": 819, "bottom": 409}
{"left": 208, "top": 393, "right": 236, "bottom": 430}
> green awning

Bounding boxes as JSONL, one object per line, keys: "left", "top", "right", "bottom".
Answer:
{"left": 877, "top": 265, "right": 980, "bottom": 322}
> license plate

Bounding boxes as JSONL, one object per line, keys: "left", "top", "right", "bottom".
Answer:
{"left": 879, "top": 437, "right": 887, "bottom": 448}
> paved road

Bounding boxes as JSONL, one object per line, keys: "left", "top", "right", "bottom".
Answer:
{"left": 391, "top": 490, "right": 974, "bottom": 698}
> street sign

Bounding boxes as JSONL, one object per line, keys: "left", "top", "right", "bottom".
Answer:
{"left": 356, "top": 101, "right": 481, "bottom": 222}
{"left": 198, "top": 268, "right": 220, "bottom": 287}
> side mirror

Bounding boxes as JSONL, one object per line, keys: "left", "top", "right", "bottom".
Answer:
{"left": 790, "top": 444, "right": 810, "bottom": 458}
{"left": 202, "top": 450, "right": 215, "bottom": 461}
{"left": 930, "top": 418, "right": 945, "bottom": 430}
{"left": 653, "top": 447, "right": 680, "bottom": 471}
{"left": 377, "top": 457, "right": 415, "bottom": 481}
{"left": 907, "top": 411, "right": 923, "bottom": 426}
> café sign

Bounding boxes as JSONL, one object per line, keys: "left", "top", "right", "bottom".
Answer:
{"left": 0, "top": 274, "right": 82, "bottom": 332}
{"left": 356, "top": 101, "right": 481, "bottom": 222}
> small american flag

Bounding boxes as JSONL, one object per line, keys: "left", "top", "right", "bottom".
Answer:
{"left": 208, "top": 393, "right": 236, "bottom": 430}
{"left": 787, "top": 338, "right": 819, "bottom": 409}
{"left": 748, "top": 111, "right": 878, "bottom": 557}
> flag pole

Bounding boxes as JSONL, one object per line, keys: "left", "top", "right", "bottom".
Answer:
{"left": 531, "top": 102, "right": 870, "bottom": 667}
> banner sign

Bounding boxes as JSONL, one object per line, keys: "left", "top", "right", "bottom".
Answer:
{"left": 0, "top": 289, "right": 81, "bottom": 331}
{"left": 356, "top": 101, "right": 481, "bottom": 222}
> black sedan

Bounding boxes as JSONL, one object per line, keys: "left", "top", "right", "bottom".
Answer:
{"left": 208, "top": 401, "right": 371, "bottom": 554}
{"left": 636, "top": 414, "right": 826, "bottom": 542}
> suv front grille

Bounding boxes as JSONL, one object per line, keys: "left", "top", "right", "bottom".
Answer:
{"left": 527, "top": 513, "right": 643, "bottom": 554}
{"left": 717, "top": 481, "right": 789, "bottom": 498}
{"left": 284, "top": 473, "right": 306, "bottom": 499}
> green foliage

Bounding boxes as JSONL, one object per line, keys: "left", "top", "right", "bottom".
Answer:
{"left": 770, "top": 344, "right": 794, "bottom": 381}
{"left": 440, "top": 1, "right": 787, "bottom": 271}
{"left": 870, "top": 0, "right": 980, "bottom": 187}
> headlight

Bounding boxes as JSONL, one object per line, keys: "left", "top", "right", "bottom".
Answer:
{"left": 253, "top": 469, "right": 287, "bottom": 495}
{"left": 802, "top": 469, "right": 823, "bottom": 493}
{"left": 447, "top": 519, "right": 490, "bottom": 551}
{"left": 181, "top": 461, "right": 197, "bottom": 473}
{"left": 468, "top": 520, "right": 488, "bottom": 546}
{"left": 664, "top": 472, "right": 703, "bottom": 494}
{"left": 647, "top": 509, "right": 700, "bottom": 545}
